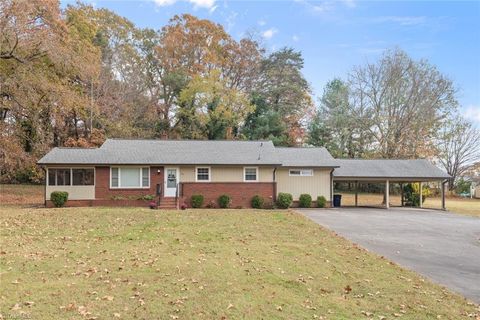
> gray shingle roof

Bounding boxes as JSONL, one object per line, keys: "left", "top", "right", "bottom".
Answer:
{"left": 333, "top": 159, "right": 450, "bottom": 180}
{"left": 275, "top": 147, "right": 339, "bottom": 167}
{"left": 37, "top": 139, "right": 450, "bottom": 180}
{"left": 37, "top": 139, "right": 281, "bottom": 165}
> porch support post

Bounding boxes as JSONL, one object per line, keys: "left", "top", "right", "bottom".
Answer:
{"left": 441, "top": 180, "right": 446, "bottom": 210}
{"left": 385, "top": 179, "right": 390, "bottom": 209}
{"left": 400, "top": 183, "right": 404, "bottom": 207}
{"left": 355, "top": 180, "right": 358, "bottom": 207}
{"left": 419, "top": 182, "right": 423, "bottom": 208}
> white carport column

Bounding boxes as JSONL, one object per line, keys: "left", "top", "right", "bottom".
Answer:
{"left": 441, "top": 180, "right": 446, "bottom": 210}
{"left": 419, "top": 182, "right": 423, "bottom": 208}
{"left": 385, "top": 180, "right": 390, "bottom": 209}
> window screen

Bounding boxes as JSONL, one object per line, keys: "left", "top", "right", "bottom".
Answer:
{"left": 72, "top": 169, "right": 94, "bottom": 185}
{"left": 244, "top": 167, "right": 258, "bottom": 181}
{"left": 196, "top": 167, "right": 210, "bottom": 181}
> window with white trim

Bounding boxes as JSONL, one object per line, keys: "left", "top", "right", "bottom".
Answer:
{"left": 196, "top": 167, "right": 210, "bottom": 181}
{"left": 110, "top": 167, "right": 150, "bottom": 188}
{"left": 289, "top": 169, "right": 313, "bottom": 176}
{"left": 244, "top": 167, "right": 258, "bottom": 181}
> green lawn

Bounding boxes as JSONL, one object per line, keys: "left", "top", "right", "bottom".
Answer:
{"left": 338, "top": 192, "right": 480, "bottom": 217}
{"left": 0, "top": 207, "right": 478, "bottom": 319}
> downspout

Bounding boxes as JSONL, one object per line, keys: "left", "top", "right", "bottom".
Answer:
{"left": 273, "top": 167, "right": 277, "bottom": 202}
{"left": 330, "top": 169, "right": 334, "bottom": 207}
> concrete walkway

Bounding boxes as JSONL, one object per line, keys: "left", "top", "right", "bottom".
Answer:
{"left": 298, "top": 207, "right": 480, "bottom": 303}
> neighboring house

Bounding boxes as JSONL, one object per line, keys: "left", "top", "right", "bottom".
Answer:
{"left": 37, "top": 139, "right": 451, "bottom": 209}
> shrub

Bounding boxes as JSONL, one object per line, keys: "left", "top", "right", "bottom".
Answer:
{"left": 218, "top": 194, "right": 231, "bottom": 208}
{"left": 142, "top": 194, "right": 155, "bottom": 201}
{"left": 317, "top": 196, "right": 327, "bottom": 208}
{"left": 276, "top": 192, "right": 293, "bottom": 209}
{"left": 298, "top": 194, "right": 312, "bottom": 208}
{"left": 206, "top": 200, "right": 216, "bottom": 208}
{"left": 191, "top": 194, "right": 204, "bottom": 208}
{"left": 455, "top": 178, "right": 471, "bottom": 195}
{"left": 251, "top": 195, "right": 264, "bottom": 209}
{"left": 404, "top": 183, "right": 429, "bottom": 206}
{"left": 50, "top": 191, "right": 68, "bottom": 207}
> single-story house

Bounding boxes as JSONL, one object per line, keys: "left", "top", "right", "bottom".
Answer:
{"left": 37, "top": 139, "right": 451, "bottom": 209}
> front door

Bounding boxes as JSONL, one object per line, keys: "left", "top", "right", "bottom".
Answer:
{"left": 164, "top": 168, "right": 178, "bottom": 197}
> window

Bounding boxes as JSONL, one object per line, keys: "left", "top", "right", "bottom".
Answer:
{"left": 72, "top": 169, "right": 94, "bottom": 186}
{"left": 196, "top": 167, "right": 210, "bottom": 182}
{"left": 111, "top": 168, "right": 119, "bottom": 187}
{"left": 47, "top": 168, "right": 71, "bottom": 186}
{"left": 110, "top": 167, "right": 149, "bottom": 188}
{"left": 48, "top": 168, "right": 95, "bottom": 186}
{"left": 289, "top": 169, "right": 313, "bottom": 177}
{"left": 244, "top": 167, "right": 258, "bottom": 181}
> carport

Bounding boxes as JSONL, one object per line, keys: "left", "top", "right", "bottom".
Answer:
{"left": 332, "top": 159, "right": 451, "bottom": 209}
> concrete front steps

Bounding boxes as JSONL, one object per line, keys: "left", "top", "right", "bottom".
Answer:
{"left": 158, "top": 197, "right": 177, "bottom": 209}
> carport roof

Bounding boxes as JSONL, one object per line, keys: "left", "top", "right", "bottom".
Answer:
{"left": 333, "top": 159, "right": 451, "bottom": 180}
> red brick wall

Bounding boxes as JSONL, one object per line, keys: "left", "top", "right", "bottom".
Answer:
{"left": 95, "top": 166, "right": 164, "bottom": 200}
{"left": 180, "top": 182, "right": 276, "bottom": 208}
{"left": 45, "top": 199, "right": 154, "bottom": 208}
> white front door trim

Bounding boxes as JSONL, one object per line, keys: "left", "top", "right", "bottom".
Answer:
{"left": 164, "top": 167, "right": 179, "bottom": 197}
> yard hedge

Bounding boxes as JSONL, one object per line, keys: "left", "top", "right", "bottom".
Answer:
{"left": 191, "top": 194, "right": 204, "bottom": 208}
{"left": 218, "top": 194, "right": 231, "bottom": 208}
{"left": 50, "top": 191, "right": 68, "bottom": 207}
{"left": 251, "top": 195, "right": 264, "bottom": 209}
{"left": 317, "top": 196, "right": 327, "bottom": 208}
{"left": 298, "top": 194, "right": 312, "bottom": 208}
{"left": 276, "top": 192, "right": 293, "bottom": 209}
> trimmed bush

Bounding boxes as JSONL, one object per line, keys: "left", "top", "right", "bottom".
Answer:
{"left": 251, "top": 195, "right": 264, "bottom": 209}
{"left": 191, "top": 194, "right": 204, "bottom": 208}
{"left": 317, "top": 196, "right": 327, "bottom": 208}
{"left": 276, "top": 192, "right": 293, "bottom": 209}
{"left": 218, "top": 194, "right": 231, "bottom": 208}
{"left": 50, "top": 191, "right": 68, "bottom": 207}
{"left": 298, "top": 194, "right": 312, "bottom": 208}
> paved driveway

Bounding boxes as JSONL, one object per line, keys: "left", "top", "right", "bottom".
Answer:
{"left": 299, "top": 207, "right": 480, "bottom": 303}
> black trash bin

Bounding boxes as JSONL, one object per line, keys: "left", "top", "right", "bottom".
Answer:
{"left": 333, "top": 194, "right": 342, "bottom": 207}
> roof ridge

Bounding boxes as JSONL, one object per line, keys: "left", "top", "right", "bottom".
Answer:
{"left": 335, "top": 158, "right": 429, "bottom": 161}
{"left": 106, "top": 138, "right": 272, "bottom": 143}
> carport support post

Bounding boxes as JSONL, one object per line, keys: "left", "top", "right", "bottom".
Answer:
{"left": 419, "top": 182, "right": 423, "bottom": 208}
{"left": 355, "top": 181, "right": 358, "bottom": 207}
{"left": 400, "top": 183, "right": 404, "bottom": 207}
{"left": 441, "top": 180, "right": 446, "bottom": 210}
{"left": 385, "top": 180, "right": 390, "bottom": 209}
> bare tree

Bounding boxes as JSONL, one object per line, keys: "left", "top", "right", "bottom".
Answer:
{"left": 436, "top": 116, "right": 480, "bottom": 190}
{"left": 348, "top": 48, "right": 458, "bottom": 159}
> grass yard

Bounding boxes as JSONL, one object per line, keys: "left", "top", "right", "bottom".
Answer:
{"left": 338, "top": 193, "right": 480, "bottom": 217}
{"left": 0, "top": 184, "right": 44, "bottom": 207}
{"left": 1, "top": 206, "right": 478, "bottom": 320}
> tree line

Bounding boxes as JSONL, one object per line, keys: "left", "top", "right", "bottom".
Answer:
{"left": 1, "top": 0, "right": 478, "bottom": 189}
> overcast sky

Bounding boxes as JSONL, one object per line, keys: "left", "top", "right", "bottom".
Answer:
{"left": 64, "top": 0, "right": 480, "bottom": 126}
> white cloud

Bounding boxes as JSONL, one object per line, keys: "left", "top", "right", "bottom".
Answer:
{"left": 341, "top": 0, "right": 356, "bottom": 8}
{"left": 154, "top": 0, "right": 176, "bottom": 6}
{"left": 292, "top": 35, "right": 300, "bottom": 42}
{"left": 262, "top": 28, "right": 278, "bottom": 40}
{"left": 463, "top": 105, "right": 480, "bottom": 124}
{"left": 258, "top": 19, "right": 266, "bottom": 26}
{"left": 374, "top": 16, "right": 427, "bottom": 26}
{"left": 153, "top": 0, "right": 216, "bottom": 9}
